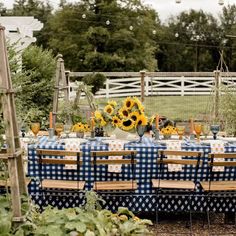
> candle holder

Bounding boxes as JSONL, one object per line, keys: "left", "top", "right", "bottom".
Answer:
{"left": 48, "top": 128, "right": 54, "bottom": 141}
{"left": 152, "top": 124, "right": 160, "bottom": 141}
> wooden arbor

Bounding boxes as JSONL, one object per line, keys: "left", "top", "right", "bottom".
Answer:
{"left": 52, "top": 56, "right": 96, "bottom": 125}
{"left": 52, "top": 54, "right": 69, "bottom": 128}
{"left": 0, "top": 25, "right": 27, "bottom": 221}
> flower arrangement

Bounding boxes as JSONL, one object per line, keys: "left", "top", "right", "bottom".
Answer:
{"left": 94, "top": 97, "right": 148, "bottom": 132}
{"left": 72, "top": 122, "right": 90, "bottom": 132}
{"left": 160, "top": 125, "right": 177, "bottom": 135}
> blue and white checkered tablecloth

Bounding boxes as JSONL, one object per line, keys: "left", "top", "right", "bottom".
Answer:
{"left": 28, "top": 136, "right": 236, "bottom": 212}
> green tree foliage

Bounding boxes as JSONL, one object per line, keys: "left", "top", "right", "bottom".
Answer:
{"left": 46, "top": 0, "right": 159, "bottom": 71}
{"left": 12, "top": 45, "right": 56, "bottom": 123}
{"left": 157, "top": 10, "right": 221, "bottom": 72}
{"left": 219, "top": 4, "right": 236, "bottom": 71}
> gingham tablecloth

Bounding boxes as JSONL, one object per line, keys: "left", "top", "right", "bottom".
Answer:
{"left": 27, "top": 136, "right": 236, "bottom": 212}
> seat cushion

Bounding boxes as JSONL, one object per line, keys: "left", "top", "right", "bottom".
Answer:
{"left": 152, "top": 179, "right": 195, "bottom": 189}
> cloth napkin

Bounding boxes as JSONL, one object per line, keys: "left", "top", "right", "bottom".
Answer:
{"left": 105, "top": 140, "right": 127, "bottom": 173}
{"left": 64, "top": 138, "right": 81, "bottom": 170}
{"left": 164, "top": 140, "right": 183, "bottom": 172}
{"left": 209, "top": 140, "right": 225, "bottom": 172}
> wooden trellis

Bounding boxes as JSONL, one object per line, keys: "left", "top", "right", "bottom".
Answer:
{"left": 0, "top": 25, "right": 27, "bottom": 222}
{"left": 52, "top": 54, "right": 69, "bottom": 128}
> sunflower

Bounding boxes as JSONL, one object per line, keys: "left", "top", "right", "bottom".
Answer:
{"left": 118, "top": 107, "right": 129, "bottom": 118}
{"left": 136, "top": 113, "right": 148, "bottom": 126}
{"left": 129, "top": 111, "right": 140, "bottom": 122}
{"left": 72, "top": 122, "right": 84, "bottom": 132}
{"left": 108, "top": 100, "right": 117, "bottom": 107}
{"left": 112, "top": 116, "right": 120, "bottom": 127}
{"left": 94, "top": 110, "right": 102, "bottom": 120}
{"left": 120, "top": 118, "right": 135, "bottom": 131}
{"left": 133, "top": 97, "right": 144, "bottom": 112}
{"left": 83, "top": 124, "right": 90, "bottom": 132}
{"left": 123, "top": 97, "right": 134, "bottom": 110}
{"left": 100, "top": 117, "right": 107, "bottom": 126}
{"left": 104, "top": 104, "right": 114, "bottom": 115}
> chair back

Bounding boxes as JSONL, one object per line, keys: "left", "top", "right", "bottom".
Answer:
{"left": 158, "top": 150, "right": 203, "bottom": 183}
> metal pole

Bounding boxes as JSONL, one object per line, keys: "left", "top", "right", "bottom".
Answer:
{"left": 214, "top": 70, "right": 221, "bottom": 121}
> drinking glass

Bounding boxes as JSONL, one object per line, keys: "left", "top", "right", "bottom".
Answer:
{"left": 194, "top": 123, "right": 202, "bottom": 142}
{"left": 136, "top": 125, "right": 146, "bottom": 143}
{"left": 31, "top": 122, "right": 40, "bottom": 139}
{"left": 176, "top": 126, "right": 185, "bottom": 140}
{"left": 210, "top": 125, "right": 220, "bottom": 140}
{"left": 55, "top": 123, "right": 64, "bottom": 139}
{"left": 64, "top": 124, "right": 71, "bottom": 138}
{"left": 202, "top": 124, "right": 210, "bottom": 139}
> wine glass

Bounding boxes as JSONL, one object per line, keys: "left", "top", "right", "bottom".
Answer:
{"left": 55, "top": 123, "right": 64, "bottom": 139}
{"left": 31, "top": 122, "right": 40, "bottom": 141}
{"left": 210, "top": 125, "right": 220, "bottom": 140}
{"left": 202, "top": 124, "right": 210, "bottom": 139}
{"left": 136, "top": 125, "right": 146, "bottom": 143}
{"left": 194, "top": 123, "right": 202, "bottom": 142}
{"left": 176, "top": 126, "right": 185, "bottom": 140}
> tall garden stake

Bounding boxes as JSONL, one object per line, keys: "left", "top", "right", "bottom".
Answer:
{"left": 0, "top": 24, "right": 27, "bottom": 222}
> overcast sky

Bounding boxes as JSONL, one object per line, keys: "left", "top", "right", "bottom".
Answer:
{"left": 3, "top": 0, "right": 236, "bottom": 22}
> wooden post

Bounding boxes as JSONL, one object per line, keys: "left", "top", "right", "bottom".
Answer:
{"left": 140, "top": 70, "right": 145, "bottom": 102}
{"left": 0, "top": 24, "right": 27, "bottom": 222}
{"left": 52, "top": 54, "right": 69, "bottom": 128}
{"left": 214, "top": 70, "right": 221, "bottom": 121}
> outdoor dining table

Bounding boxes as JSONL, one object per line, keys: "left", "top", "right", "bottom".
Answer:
{"left": 27, "top": 136, "right": 236, "bottom": 213}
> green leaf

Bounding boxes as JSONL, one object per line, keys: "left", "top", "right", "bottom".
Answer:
{"left": 75, "top": 222, "right": 87, "bottom": 233}
{"left": 0, "top": 219, "right": 11, "bottom": 235}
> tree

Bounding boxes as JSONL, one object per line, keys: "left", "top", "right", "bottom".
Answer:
{"left": 157, "top": 10, "right": 221, "bottom": 72}
{"left": 11, "top": 45, "right": 56, "bottom": 123}
{"left": 46, "top": 0, "right": 159, "bottom": 71}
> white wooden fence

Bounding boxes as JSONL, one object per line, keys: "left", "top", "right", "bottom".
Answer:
{"left": 68, "top": 72, "right": 236, "bottom": 99}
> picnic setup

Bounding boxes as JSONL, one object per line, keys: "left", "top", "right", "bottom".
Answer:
{"left": 2, "top": 0, "right": 236, "bottom": 235}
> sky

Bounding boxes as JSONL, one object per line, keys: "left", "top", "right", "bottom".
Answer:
{"left": 3, "top": 0, "right": 236, "bottom": 22}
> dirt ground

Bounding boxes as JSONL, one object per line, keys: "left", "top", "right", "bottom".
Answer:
{"left": 138, "top": 212, "right": 236, "bottom": 236}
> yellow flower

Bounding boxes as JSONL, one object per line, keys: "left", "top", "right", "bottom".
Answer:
{"left": 133, "top": 97, "right": 144, "bottom": 112}
{"left": 123, "top": 97, "right": 134, "bottom": 110}
{"left": 149, "top": 115, "right": 155, "bottom": 125}
{"left": 104, "top": 104, "right": 114, "bottom": 115}
{"left": 100, "top": 117, "right": 107, "bottom": 126}
{"left": 112, "top": 116, "right": 120, "bottom": 127}
{"left": 119, "top": 107, "right": 129, "bottom": 118}
{"left": 83, "top": 124, "right": 90, "bottom": 132}
{"left": 72, "top": 122, "right": 85, "bottom": 132}
{"left": 120, "top": 119, "right": 135, "bottom": 131}
{"left": 108, "top": 100, "right": 117, "bottom": 107}
{"left": 129, "top": 111, "right": 139, "bottom": 123}
{"left": 95, "top": 110, "right": 102, "bottom": 120}
{"left": 136, "top": 114, "right": 148, "bottom": 126}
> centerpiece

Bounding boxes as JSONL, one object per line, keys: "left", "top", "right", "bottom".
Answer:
{"left": 94, "top": 97, "right": 148, "bottom": 136}
{"left": 72, "top": 122, "right": 90, "bottom": 138}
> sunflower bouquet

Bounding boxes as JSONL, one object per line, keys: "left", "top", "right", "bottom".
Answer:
{"left": 72, "top": 122, "right": 90, "bottom": 132}
{"left": 94, "top": 97, "right": 148, "bottom": 132}
{"left": 160, "top": 125, "right": 177, "bottom": 137}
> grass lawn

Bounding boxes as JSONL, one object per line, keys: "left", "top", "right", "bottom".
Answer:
{"left": 93, "top": 96, "right": 214, "bottom": 121}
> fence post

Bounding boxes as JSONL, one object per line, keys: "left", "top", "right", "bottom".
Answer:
{"left": 181, "top": 76, "right": 185, "bottom": 96}
{"left": 106, "top": 78, "right": 109, "bottom": 99}
{"left": 214, "top": 70, "right": 221, "bottom": 121}
{"left": 145, "top": 76, "right": 149, "bottom": 97}
{"left": 140, "top": 70, "right": 145, "bottom": 102}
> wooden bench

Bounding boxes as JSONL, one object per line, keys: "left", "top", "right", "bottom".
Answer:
{"left": 91, "top": 150, "right": 137, "bottom": 191}
{"left": 37, "top": 149, "right": 85, "bottom": 190}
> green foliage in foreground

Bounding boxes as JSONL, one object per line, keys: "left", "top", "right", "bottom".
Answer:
{"left": 0, "top": 191, "right": 153, "bottom": 236}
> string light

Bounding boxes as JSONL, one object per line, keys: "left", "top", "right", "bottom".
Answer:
{"left": 82, "top": 14, "right": 86, "bottom": 19}
{"left": 152, "top": 30, "right": 157, "bottom": 35}
{"left": 106, "top": 20, "right": 110, "bottom": 25}
{"left": 129, "top": 25, "right": 133, "bottom": 31}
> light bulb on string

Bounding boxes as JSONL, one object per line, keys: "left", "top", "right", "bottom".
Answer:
{"left": 218, "top": 0, "right": 224, "bottom": 5}
{"left": 106, "top": 20, "right": 110, "bottom": 25}
{"left": 129, "top": 25, "right": 133, "bottom": 31}
{"left": 82, "top": 14, "right": 86, "bottom": 19}
{"left": 152, "top": 30, "right": 156, "bottom": 35}
{"left": 175, "top": 32, "right": 179, "bottom": 38}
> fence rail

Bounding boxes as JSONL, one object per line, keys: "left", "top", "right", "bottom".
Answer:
{"left": 68, "top": 72, "right": 236, "bottom": 99}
